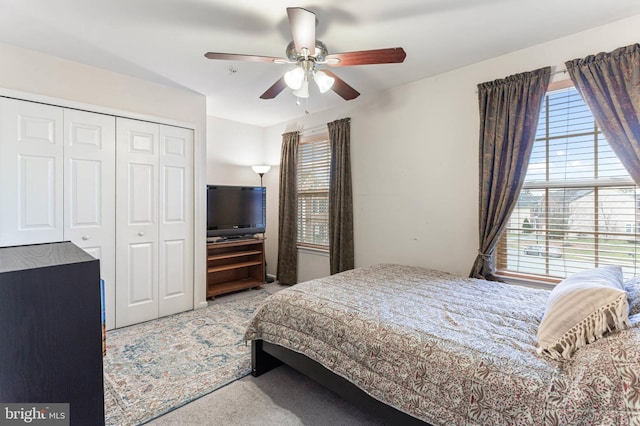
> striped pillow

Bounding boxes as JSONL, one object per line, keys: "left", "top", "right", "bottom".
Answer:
{"left": 537, "top": 265, "right": 630, "bottom": 360}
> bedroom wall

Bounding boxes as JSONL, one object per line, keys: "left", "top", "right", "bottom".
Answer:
{"left": 0, "top": 41, "right": 210, "bottom": 306}
{"left": 206, "top": 116, "right": 266, "bottom": 185}
{"left": 0, "top": 42, "right": 206, "bottom": 126}
{"left": 262, "top": 14, "right": 640, "bottom": 280}
{"left": 205, "top": 116, "right": 281, "bottom": 278}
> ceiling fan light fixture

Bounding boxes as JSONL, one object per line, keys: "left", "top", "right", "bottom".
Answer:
{"left": 284, "top": 67, "right": 304, "bottom": 90}
{"left": 314, "top": 70, "right": 335, "bottom": 93}
{"left": 293, "top": 80, "right": 309, "bottom": 98}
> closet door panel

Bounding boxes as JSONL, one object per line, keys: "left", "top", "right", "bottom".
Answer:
{"left": 63, "top": 109, "right": 116, "bottom": 330}
{"left": 128, "top": 242, "right": 155, "bottom": 303}
{"left": 19, "top": 156, "right": 57, "bottom": 227}
{"left": 163, "top": 239, "right": 186, "bottom": 295}
{"left": 0, "top": 99, "right": 63, "bottom": 245}
{"left": 129, "top": 163, "right": 155, "bottom": 224}
{"left": 158, "top": 125, "right": 193, "bottom": 316}
{"left": 116, "top": 118, "right": 159, "bottom": 328}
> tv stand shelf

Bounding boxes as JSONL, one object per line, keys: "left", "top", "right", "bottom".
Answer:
{"left": 206, "top": 239, "right": 265, "bottom": 299}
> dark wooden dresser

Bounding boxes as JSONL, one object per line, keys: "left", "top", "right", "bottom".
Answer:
{"left": 0, "top": 241, "right": 104, "bottom": 425}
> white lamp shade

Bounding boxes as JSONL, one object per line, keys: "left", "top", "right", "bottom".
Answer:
{"left": 292, "top": 80, "right": 309, "bottom": 98}
{"left": 284, "top": 67, "right": 304, "bottom": 90}
{"left": 251, "top": 165, "right": 271, "bottom": 175}
{"left": 314, "top": 70, "right": 335, "bottom": 93}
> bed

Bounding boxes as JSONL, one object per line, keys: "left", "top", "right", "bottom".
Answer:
{"left": 244, "top": 263, "right": 640, "bottom": 425}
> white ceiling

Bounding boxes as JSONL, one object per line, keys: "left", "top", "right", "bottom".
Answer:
{"left": 1, "top": 0, "right": 639, "bottom": 127}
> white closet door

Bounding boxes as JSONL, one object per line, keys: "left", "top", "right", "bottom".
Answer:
{"left": 115, "top": 117, "right": 159, "bottom": 327}
{"left": 0, "top": 99, "right": 63, "bottom": 245}
{"left": 158, "top": 125, "right": 194, "bottom": 316}
{"left": 63, "top": 109, "right": 116, "bottom": 330}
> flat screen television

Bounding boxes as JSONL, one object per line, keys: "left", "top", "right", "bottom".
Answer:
{"left": 206, "top": 185, "right": 266, "bottom": 239}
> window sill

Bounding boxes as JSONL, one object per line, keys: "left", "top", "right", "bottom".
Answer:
{"left": 297, "top": 245, "right": 329, "bottom": 256}
{"left": 494, "top": 273, "right": 557, "bottom": 290}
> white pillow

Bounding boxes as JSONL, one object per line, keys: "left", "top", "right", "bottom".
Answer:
{"left": 537, "top": 265, "right": 630, "bottom": 360}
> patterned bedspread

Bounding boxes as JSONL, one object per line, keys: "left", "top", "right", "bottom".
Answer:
{"left": 244, "top": 264, "right": 640, "bottom": 425}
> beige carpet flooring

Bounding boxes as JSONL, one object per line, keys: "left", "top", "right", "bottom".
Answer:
{"left": 145, "top": 364, "right": 385, "bottom": 426}
{"left": 144, "top": 282, "right": 386, "bottom": 425}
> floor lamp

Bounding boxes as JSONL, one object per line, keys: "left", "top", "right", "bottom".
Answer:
{"left": 251, "top": 165, "right": 274, "bottom": 283}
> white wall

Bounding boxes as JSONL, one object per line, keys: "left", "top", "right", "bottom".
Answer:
{"left": 205, "top": 116, "right": 282, "bottom": 277}
{"left": 0, "top": 41, "right": 210, "bottom": 307}
{"left": 262, "top": 14, "right": 640, "bottom": 280}
{"left": 0, "top": 42, "right": 205, "bottom": 126}
{"left": 206, "top": 116, "right": 266, "bottom": 185}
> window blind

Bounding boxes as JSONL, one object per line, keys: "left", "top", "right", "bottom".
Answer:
{"left": 297, "top": 137, "right": 330, "bottom": 247}
{"left": 497, "top": 86, "right": 639, "bottom": 281}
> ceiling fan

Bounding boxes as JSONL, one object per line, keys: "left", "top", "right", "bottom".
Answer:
{"left": 204, "top": 7, "right": 406, "bottom": 101}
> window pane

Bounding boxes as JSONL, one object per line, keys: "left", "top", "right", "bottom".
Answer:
{"left": 548, "top": 135, "right": 595, "bottom": 182}
{"left": 598, "top": 138, "right": 630, "bottom": 179}
{"left": 546, "top": 89, "right": 594, "bottom": 138}
{"left": 298, "top": 192, "right": 329, "bottom": 246}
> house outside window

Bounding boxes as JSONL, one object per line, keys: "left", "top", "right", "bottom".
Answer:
{"left": 497, "top": 85, "right": 640, "bottom": 281}
{"left": 297, "top": 134, "right": 330, "bottom": 249}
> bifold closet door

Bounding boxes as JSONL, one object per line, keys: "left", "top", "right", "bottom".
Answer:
{"left": 158, "top": 125, "right": 194, "bottom": 317}
{"left": 0, "top": 98, "right": 63, "bottom": 245}
{"left": 116, "top": 118, "right": 160, "bottom": 327}
{"left": 116, "top": 119, "right": 194, "bottom": 327}
{"left": 63, "top": 109, "right": 116, "bottom": 331}
{"left": 1, "top": 97, "right": 194, "bottom": 329}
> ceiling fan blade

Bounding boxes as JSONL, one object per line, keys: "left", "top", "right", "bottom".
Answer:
{"left": 322, "top": 70, "right": 360, "bottom": 100}
{"left": 326, "top": 47, "right": 406, "bottom": 67}
{"left": 204, "top": 52, "right": 285, "bottom": 63}
{"left": 286, "top": 7, "right": 316, "bottom": 56}
{"left": 260, "top": 77, "right": 287, "bottom": 99}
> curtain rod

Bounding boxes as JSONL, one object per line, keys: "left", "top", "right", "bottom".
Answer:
{"left": 474, "top": 68, "right": 569, "bottom": 93}
{"left": 300, "top": 124, "right": 328, "bottom": 136}
{"left": 299, "top": 118, "right": 351, "bottom": 136}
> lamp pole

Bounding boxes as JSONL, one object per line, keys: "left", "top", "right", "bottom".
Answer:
{"left": 250, "top": 165, "right": 274, "bottom": 283}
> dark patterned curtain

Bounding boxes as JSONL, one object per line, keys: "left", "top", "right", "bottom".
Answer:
{"left": 276, "top": 131, "right": 299, "bottom": 285}
{"left": 470, "top": 67, "right": 550, "bottom": 280}
{"left": 328, "top": 118, "right": 354, "bottom": 275}
{"left": 565, "top": 43, "right": 640, "bottom": 185}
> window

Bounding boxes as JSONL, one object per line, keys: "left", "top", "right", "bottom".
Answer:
{"left": 497, "top": 85, "right": 640, "bottom": 281}
{"left": 297, "top": 135, "right": 330, "bottom": 248}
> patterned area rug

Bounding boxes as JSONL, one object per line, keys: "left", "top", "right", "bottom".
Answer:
{"left": 103, "top": 290, "right": 271, "bottom": 425}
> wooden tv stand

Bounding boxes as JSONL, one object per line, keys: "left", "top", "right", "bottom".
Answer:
{"left": 206, "top": 238, "right": 265, "bottom": 299}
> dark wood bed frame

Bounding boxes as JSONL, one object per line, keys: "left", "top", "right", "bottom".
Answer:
{"left": 251, "top": 339, "right": 429, "bottom": 425}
